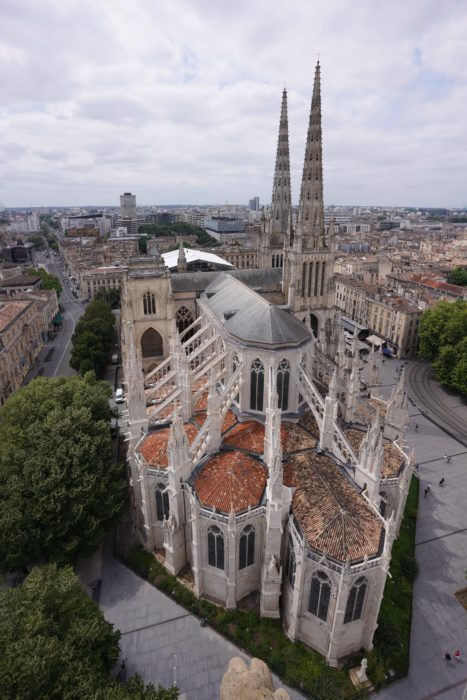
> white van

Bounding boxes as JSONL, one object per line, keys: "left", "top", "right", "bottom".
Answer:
{"left": 115, "top": 388, "right": 124, "bottom": 403}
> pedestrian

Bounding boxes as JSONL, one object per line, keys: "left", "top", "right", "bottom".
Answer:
{"left": 424, "top": 486, "right": 430, "bottom": 498}
{"left": 454, "top": 650, "right": 461, "bottom": 662}
{"left": 444, "top": 651, "right": 452, "bottom": 664}
{"left": 118, "top": 659, "right": 127, "bottom": 682}
{"left": 439, "top": 478, "right": 445, "bottom": 487}
{"left": 444, "top": 455, "right": 448, "bottom": 463}
{"left": 447, "top": 456, "right": 452, "bottom": 464}
{"left": 415, "top": 424, "right": 419, "bottom": 432}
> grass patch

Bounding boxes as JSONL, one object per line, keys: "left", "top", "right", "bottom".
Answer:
{"left": 367, "top": 476, "right": 419, "bottom": 687}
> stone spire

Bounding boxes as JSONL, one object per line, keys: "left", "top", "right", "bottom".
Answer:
{"left": 177, "top": 240, "right": 187, "bottom": 273}
{"left": 355, "top": 414, "right": 384, "bottom": 504}
{"left": 269, "top": 89, "right": 292, "bottom": 246}
{"left": 385, "top": 367, "right": 409, "bottom": 441}
{"left": 296, "top": 61, "right": 325, "bottom": 249}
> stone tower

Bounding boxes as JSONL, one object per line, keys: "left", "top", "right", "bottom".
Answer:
{"left": 282, "top": 62, "right": 336, "bottom": 339}
{"left": 259, "top": 89, "right": 292, "bottom": 270}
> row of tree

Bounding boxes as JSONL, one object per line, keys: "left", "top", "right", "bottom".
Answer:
{"left": 0, "top": 375, "right": 177, "bottom": 698}
{"left": 138, "top": 222, "right": 219, "bottom": 249}
{"left": 419, "top": 299, "right": 467, "bottom": 394}
{"left": 70, "top": 298, "right": 116, "bottom": 376}
{"left": 28, "top": 266, "right": 62, "bottom": 295}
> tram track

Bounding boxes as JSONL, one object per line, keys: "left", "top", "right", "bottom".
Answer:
{"left": 407, "top": 360, "right": 467, "bottom": 447}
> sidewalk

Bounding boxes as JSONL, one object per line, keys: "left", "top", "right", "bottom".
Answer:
{"left": 371, "top": 358, "right": 467, "bottom": 700}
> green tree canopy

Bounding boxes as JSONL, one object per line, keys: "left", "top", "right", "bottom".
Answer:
{"left": 70, "top": 299, "right": 116, "bottom": 377}
{"left": 450, "top": 267, "right": 467, "bottom": 286}
{"left": 138, "top": 222, "right": 219, "bottom": 247}
{"left": 0, "top": 564, "right": 178, "bottom": 700}
{"left": 28, "top": 266, "right": 62, "bottom": 295}
{"left": 419, "top": 300, "right": 467, "bottom": 394}
{"left": 0, "top": 374, "right": 125, "bottom": 572}
{"left": 95, "top": 286, "right": 121, "bottom": 307}
{"left": 27, "top": 234, "right": 46, "bottom": 249}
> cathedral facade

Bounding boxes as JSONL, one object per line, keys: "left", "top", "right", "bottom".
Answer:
{"left": 120, "top": 63, "right": 412, "bottom": 665}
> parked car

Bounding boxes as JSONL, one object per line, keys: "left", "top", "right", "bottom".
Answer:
{"left": 115, "top": 388, "right": 124, "bottom": 403}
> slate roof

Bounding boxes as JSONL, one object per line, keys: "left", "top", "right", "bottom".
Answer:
{"left": 202, "top": 274, "right": 310, "bottom": 347}
{"left": 194, "top": 450, "right": 267, "bottom": 513}
{"left": 170, "top": 267, "right": 282, "bottom": 293}
{"left": 284, "top": 452, "right": 384, "bottom": 562}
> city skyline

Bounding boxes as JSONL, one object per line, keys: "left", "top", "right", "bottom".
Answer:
{"left": 1, "top": 0, "right": 467, "bottom": 208}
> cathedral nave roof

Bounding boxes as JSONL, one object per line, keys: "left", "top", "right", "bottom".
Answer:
{"left": 139, "top": 422, "right": 199, "bottom": 468}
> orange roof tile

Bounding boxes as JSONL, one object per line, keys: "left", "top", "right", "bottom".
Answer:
{"left": 224, "top": 420, "right": 267, "bottom": 453}
{"left": 282, "top": 422, "right": 317, "bottom": 451}
{"left": 194, "top": 450, "right": 267, "bottom": 513}
{"left": 139, "top": 423, "right": 198, "bottom": 468}
{"left": 345, "top": 428, "right": 404, "bottom": 478}
{"left": 284, "top": 452, "right": 383, "bottom": 562}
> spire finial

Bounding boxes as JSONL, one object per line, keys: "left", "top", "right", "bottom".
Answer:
{"left": 268, "top": 88, "right": 292, "bottom": 245}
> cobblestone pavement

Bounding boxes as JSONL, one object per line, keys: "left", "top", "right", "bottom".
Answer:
{"left": 370, "top": 358, "right": 467, "bottom": 700}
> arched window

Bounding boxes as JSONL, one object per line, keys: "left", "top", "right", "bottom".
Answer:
{"left": 344, "top": 577, "right": 367, "bottom": 623}
{"left": 176, "top": 305, "right": 194, "bottom": 335}
{"left": 239, "top": 525, "right": 255, "bottom": 569}
{"left": 379, "top": 492, "right": 389, "bottom": 518}
{"left": 277, "top": 359, "right": 290, "bottom": 411}
{"left": 301, "top": 263, "right": 306, "bottom": 297}
{"left": 207, "top": 525, "right": 224, "bottom": 570}
{"left": 308, "top": 571, "right": 331, "bottom": 621}
{"left": 250, "top": 358, "right": 264, "bottom": 411}
{"left": 285, "top": 535, "right": 296, "bottom": 588}
{"left": 155, "top": 483, "right": 169, "bottom": 521}
{"left": 141, "top": 328, "right": 163, "bottom": 358}
{"left": 143, "top": 291, "right": 156, "bottom": 315}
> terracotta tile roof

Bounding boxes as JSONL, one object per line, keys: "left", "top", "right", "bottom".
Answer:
{"left": 0, "top": 300, "right": 31, "bottom": 332}
{"left": 368, "top": 397, "right": 387, "bottom": 417}
{"left": 194, "top": 450, "right": 267, "bottom": 513}
{"left": 223, "top": 420, "right": 267, "bottom": 453}
{"left": 284, "top": 452, "right": 383, "bottom": 562}
{"left": 282, "top": 422, "right": 317, "bottom": 451}
{"left": 194, "top": 391, "right": 208, "bottom": 412}
{"left": 192, "top": 409, "right": 237, "bottom": 432}
{"left": 298, "top": 409, "right": 320, "bottom": 438}
{"left": 345, "top": 428, "right": 404, "bottom": 478}
{"left": 139, "top": 423, "right": 199, "bottom": 468}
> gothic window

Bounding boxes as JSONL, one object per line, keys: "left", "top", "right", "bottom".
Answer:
{"left": 301, "top": 263, "right": 306, "bottom": 297}
{"left": 320, "top": 262, "right": 326, "bottom": 296}
{"left": 277, "top": 359, "right": 290, "bottom": 411}
{"left": 207, "top": 525, "right": 224, "bottom": 570}
{"left": 143, "top": 291, "right": 156, "bottom": 315}
{"left": 239, "top": 525, "right": 255, "bottom": 569}
{"left": 155, "top": 483, "right": 169, "bottom": 521}
{"left": 285, "top": 535, "right": 296, "bottom": 587}
{"left": 141, "top": 328, "right": 163, "bottom": 358}
{"left": 280, "top": 254, "right": 283, "bottom": 267}
{"left": 250, "top": 358, "right": 264, "bottom": 411}
{"left": 175, "top": 305, "right": 194, "bottom": 335}
{"left": 379, "top": 492, "right": 389, "bottom": 518}
{"left": 308, "top": 571, "right": 331, "bottom": 621}
{"left": 307, "top": 262, "right": 313, "bottom": 297}
{"left": 344, "top": 577, "right": 367, "bottom": 623}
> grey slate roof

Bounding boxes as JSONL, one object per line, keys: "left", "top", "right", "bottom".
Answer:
{"left": 202, "top": 273, "right": 310, "bottom": 348}
{"left": 170, "top": 267, "right": 282, "bottom": 293}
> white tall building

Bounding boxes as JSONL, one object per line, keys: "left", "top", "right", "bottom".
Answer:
{"left": 120, "top": 192, "right": 137, "bottom": 219}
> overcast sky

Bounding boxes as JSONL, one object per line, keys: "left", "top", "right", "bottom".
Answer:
{"left": 1, "top": 0, "right": 467, "bottom": 209}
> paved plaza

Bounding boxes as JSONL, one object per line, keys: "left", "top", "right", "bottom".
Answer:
{"left": 77, "top": 355, "right": 467, "bottom": 700}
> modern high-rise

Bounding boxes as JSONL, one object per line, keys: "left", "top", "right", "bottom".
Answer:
{"left": 120, "top": 192, "right": 137, "bottom": 220}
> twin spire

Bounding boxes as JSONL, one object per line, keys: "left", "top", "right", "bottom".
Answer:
{"left": 269, "top": 61, "right": 326, "bottom": 249}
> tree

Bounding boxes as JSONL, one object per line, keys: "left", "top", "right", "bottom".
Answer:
{"left": 0, "top": 374, "right": 125, "bottom": 572}
{"left": 28, "top": 266, "right": 62, "bottom": 295}
{"left": 27, "top": 234, "right": 46, "bottom": 249}
{"left": 0, "top": 565, "right": 178, "bottom": 700}
{"left": 70, "top": 299, "right": 116, "bottom": 377}
{"left": 450, "top": 267, "right": 467, "bottom": 286}
{"left": 95, "top": 287, "right": 121, "bottom": 307}
{"left": 419, "top": 300, "right": 467, "bottom": 394}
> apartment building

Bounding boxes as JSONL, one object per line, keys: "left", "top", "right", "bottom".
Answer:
{"left": 335, "top": 275, "right": 421, "bottom": 358}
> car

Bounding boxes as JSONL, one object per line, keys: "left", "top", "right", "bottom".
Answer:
{"left": 115, "top": 388, "right": 124, "bottom": 403}
{"left": 111, "top": 353, "right": 118, "bottom": 364}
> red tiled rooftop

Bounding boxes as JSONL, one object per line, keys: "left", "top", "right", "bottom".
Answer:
{"left": 194, "top": 450, "right": 267, "bottom": 513}
{"left": 139, "top": 422, "right": 199, "bottom": 468}
{"left": 284, "top": 452, "right": 383, "bottom": 562}
{"left": 224, "top": 420, "right": 267, "bottom": 453}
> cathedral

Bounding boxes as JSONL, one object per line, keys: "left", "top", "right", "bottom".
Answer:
{"left": 120, "top": 62, "right": 412, "bottom": 665}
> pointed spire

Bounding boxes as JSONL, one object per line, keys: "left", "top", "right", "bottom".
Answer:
{"left": 296, "top": 61, "right": 325, "bottom": 248}
{"left": 177, "top": 240, "right": 187, "bottom": 273}
{"left": 269, "top": 88, "right": 292, "bottom": 245}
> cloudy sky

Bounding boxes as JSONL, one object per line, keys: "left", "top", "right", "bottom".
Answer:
{"left": 1, "top": 0, "right": 467, "bottom": 208}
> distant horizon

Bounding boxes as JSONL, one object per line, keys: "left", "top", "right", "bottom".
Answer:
{"left": 1, "top": 1, "right": 467, "bottom": 209}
